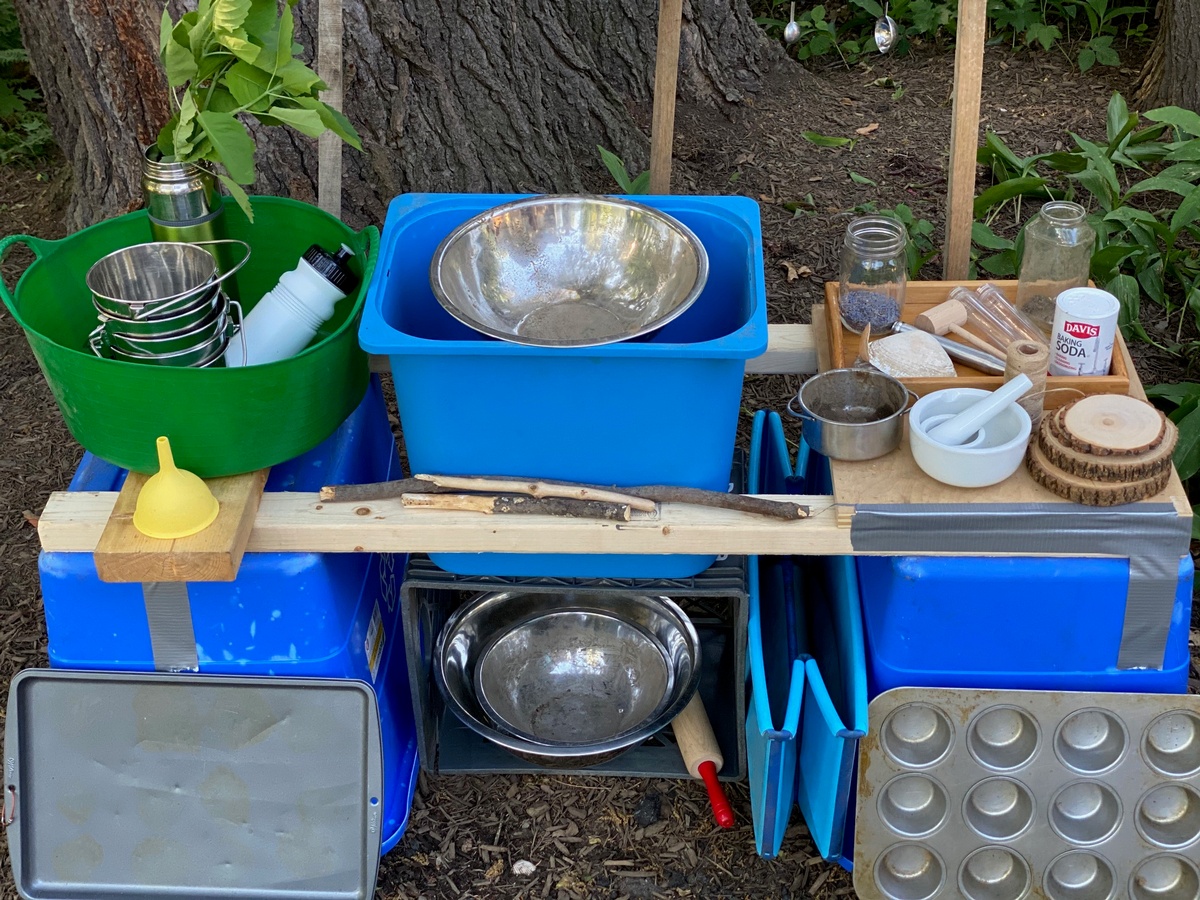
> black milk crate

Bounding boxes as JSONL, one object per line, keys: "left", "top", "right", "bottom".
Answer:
{"left": 399, "top": 554, "right": 748, "bottom": 780}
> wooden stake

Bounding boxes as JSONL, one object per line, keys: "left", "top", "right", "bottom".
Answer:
{"left": 649, "top": 0, "right": 685, "bottom": 194}
{"left": 317, "top": 0, "right": 344, "bottom": 218}
{"left": 942, "top": 0, "right": 988, "bottom": 280}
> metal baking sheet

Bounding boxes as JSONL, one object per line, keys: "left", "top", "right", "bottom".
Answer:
{"left": 854, "top": 686, "right": 1200, "bottom": 900}
{"left": 3, "top": 669, "right": 383, "bottom": 900}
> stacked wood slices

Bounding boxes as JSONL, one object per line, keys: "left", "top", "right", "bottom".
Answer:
{"left": 1026, "top": 395, "right": 1177, "bottom": 506}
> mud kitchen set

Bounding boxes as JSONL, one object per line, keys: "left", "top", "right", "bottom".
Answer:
{"left": 0, "top": 178, "right": 1195, "bottom": 900}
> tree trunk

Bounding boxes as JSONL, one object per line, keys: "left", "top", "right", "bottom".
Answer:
{"left": 1136, "top": 0, "right": 1200, "bottom": 112}
{"left": 12, "top": 0, "right": 785, "bottom": 232}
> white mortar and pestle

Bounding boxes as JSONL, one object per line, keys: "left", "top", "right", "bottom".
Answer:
{"left": 909, "top": 375, "right": 1034, "bottom": 487}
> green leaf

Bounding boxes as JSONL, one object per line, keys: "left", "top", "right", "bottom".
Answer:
{"left": 1156, "top": 161, "right": 1200, "bottom": 182}
{"left": 159, "top": 7, "right": 173, "bottom": 55}
{"left": 155, "top": 115, "right": 178, "bottom": 157}
{"left": 629, "top": 170, "right": 651, "bottom": 195}
{"left": 205, "top": 87, "right": 240, "bottom": 114}
{"left": 1138, "top": 264, "right": 1167, "bottom": 305}
{"left": 971, "top": 221, "right": 1014, "bottom": 250}
{"left": 1106, "top": 92, "right": 1132, "bottom": 147}
{"left": 264, "top": 105, "right": 324, "bottom": 137}
{"left": 1024, "top": 21, "right": 1061, "bottom": 50}
{"left": 972, "top": 176, "right": 1048, "bottom": 218}
{"left": 979, "top": 253, "right": 1017, "bottom": 277}
{"left": 1171, "top": 185, "right": 1200, "bottom": 235}
{"left": 802, "top": 131, "right": 854, "bottom": 148}
{"left": 173, "top": 91, "right": 200, "bottom": 158}
{"left": 1146, "top": 106, "right": 1200, "bottom": 138}
{"left": 225, "top": 60, "right": 274, "bottom": 111}
{"left": 1042, "top": 150, "right": 1088, "bottom": 174}
{"left": 216, "top": 30, "right": 260, "bottom": 64}
{"left": 242, "top": 0, "right": 277, "bottom": 37}
{"left": 196, "top": 109, "right": 256, "bottom": 183}
{"left": 1166, "top": 139, "right": 1200, "bottom": 162}
{"left": 295, "top": 97, "right": 362, "bottom": 150}
{"left": 275, "top": 59, "right": 323, "bottom": 94}
{"left": 215, "top": 171, "right": 254, "bottom": 222}
{"left": 1125, "top": 175, "right": 1196, "bottom": 198}
{"left": 1078, "top": 47, "right": 1096, "bottom": 73}
{"left": 1091, "top": 242, "right": 1140, "bottom": 277}
{"left": 848, "top": 170, "right": 876, "bottom": 185}
{"left": 598, "top": 145, "right": 634, "bottom": 193}
{"left": 1107, "top": 272, "right": 1143, "bottom": 332}
{"left": 164, "top": 37, "right": 198, "bottom": 87}
{"left": 1146, "top": 382, "right": 1200, "bottom": 407}
{"left": 211, "top": 0, "right": 251, "bottom": 35}
{"left": 274, "top": 1, "right": 294, "bottom": 69}
{"left": 1171, "top": 401, "right": 1200, "bottom": 480}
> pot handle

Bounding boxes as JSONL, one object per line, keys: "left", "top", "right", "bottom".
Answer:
{"left": 784, "top": 394, "right": 811, "bottom": 422}
{"left": 902, "top": 387, "right": 920, "bottom": 414}
{"left": 0, "top": 233, "right": 60, "bottom": 324}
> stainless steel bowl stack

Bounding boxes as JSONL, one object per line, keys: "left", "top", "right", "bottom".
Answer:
{"left": 429, "top": 195, "right": 709, "bottom": 348}
{"left": 85, "top": 240, "right": 247, "bottom": 367}
{"left": 434, "top": 590, "right": 702, "bottom": 767}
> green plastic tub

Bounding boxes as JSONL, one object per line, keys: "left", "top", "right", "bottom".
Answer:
{"left": 0, "top": 197, "right": 376, "bottom": 476}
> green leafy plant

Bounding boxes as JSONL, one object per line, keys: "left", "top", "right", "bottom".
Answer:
{"left": 1143, "top": 381, "right": 1200, "bottom": 536}
{"left": 854, "top": 201, "right": 939, "bottom": 278}
{"left": 597, "top": 146, "right": 649, "bottom": 194}
{"left": 0, "top": 0, "right": 54, "bottom": 165}
{"left": 156, "top": 0, "right": 361, "bottom": 218}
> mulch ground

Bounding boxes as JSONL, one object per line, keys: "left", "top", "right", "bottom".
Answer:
{"left": 0, "top": 38, "right": 1197, "bottom": 900}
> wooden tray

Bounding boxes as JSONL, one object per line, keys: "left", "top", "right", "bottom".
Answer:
{"left": 824, "top": 280, "right": 1131, "bottom": 409}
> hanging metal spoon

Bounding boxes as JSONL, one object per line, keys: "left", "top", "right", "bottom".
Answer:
{"left": 784, "top": 2, "right": 800, "bottom": 44}
{"left": 874, "top": 2, "right": 898, "bottom": 53}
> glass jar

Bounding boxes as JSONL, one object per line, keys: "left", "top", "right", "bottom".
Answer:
{"left": 1015, "top": 201, "right": 1095, "bottom": 335}
{"left": 838, "top": 216, "right": 907, "bottom": 334}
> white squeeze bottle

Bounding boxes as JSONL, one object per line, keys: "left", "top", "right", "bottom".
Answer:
{"left": 225, "top": 243, "right": 359, "bottom": 366}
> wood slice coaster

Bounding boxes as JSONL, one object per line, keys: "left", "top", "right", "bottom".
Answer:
{"left": 1051, "top": 395, "right": 1167, "bottom": 457}
{"left": 1037, "top": 416, "right": 1177, "bottom": 483}
{"left": 1027, "top": 440, "right": 1171, "bottom": 506}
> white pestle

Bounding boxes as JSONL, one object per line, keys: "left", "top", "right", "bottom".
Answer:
{"left": 925, "top": 374, "right": 1034, "bottom": 446}
{"left": 920, "top": 413, "right": 988, "bottom": 448}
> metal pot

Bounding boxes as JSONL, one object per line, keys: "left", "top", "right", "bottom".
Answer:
{"left": 106, "top": 304, "right": 229, "bottom": 357}
{"left": 97, "top": 284, "right": 225, "bottom": 338}
{"left": 786, "top": 367, "right": 914, "bottom": 461}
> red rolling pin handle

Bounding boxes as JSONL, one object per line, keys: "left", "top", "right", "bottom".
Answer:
{"left": 671, "top": 694, "right": 735, "bottom": 829}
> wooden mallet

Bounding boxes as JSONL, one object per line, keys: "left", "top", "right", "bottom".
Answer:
{"left": 915, "top": 299, "right": 1008, "bottom": 358}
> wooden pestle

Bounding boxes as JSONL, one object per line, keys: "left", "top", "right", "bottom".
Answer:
{"left": 915, "top": 299, "right": 1009, "bottom": 358}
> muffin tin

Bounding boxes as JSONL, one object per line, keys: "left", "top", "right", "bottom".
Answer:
{"left": 854, "top": 687, "right": 1200, "bottom": 900}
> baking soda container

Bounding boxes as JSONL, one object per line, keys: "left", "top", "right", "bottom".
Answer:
{"left": 1049, "top": 287, "right": 1119, "bottom": 376}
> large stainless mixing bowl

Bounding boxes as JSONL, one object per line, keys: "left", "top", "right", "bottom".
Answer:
{"left": 429, "top": 195, "right": 709, "bottom": 348}
{"left": 434, "top": 590, "right": 702, "bottom": 767}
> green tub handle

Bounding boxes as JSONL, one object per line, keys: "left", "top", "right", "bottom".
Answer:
{"left": 0, "top": 233, "right": 60, "bottom": 326}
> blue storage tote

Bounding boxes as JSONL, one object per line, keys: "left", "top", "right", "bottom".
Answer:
{"left": 359, "top": 192, "right": 767, "bottom": 579}
{"left": 38, "top": 377, "right": 419, "bottom": 854}
{"left": 858, "top": 553, "right": 1194, "bottom": 695}
{"left": 745, "top": 412, "right": 867, "bottom": 863}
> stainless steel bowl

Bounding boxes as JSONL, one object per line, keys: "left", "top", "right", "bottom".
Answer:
{"left": 429, "top": 195, "right": 709, "bottom": 348}
{"left": 435, "top": 591, "right": 701, "bottom": 767}
{"left": 786, "top": 367, "right": 913, "bottom": 461}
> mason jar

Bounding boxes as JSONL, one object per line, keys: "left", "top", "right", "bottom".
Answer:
{"left": 838, "top": 216, "right": 907, "bottom": 334}
{"left": 1016, "top": 200, "right": 1095, "bottom": 335}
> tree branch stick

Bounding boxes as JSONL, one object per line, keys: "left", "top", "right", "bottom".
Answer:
{"left": 414, "top": 474, "right": 659, "bottom": 512}
{"left": 400, "top": 493, "right": 632, "bottom": 521}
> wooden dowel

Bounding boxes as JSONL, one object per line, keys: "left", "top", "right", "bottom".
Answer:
{"left": 317, "top": 0, "right": 344, "bottom": 218}
{"left": 649, "top": 0, "right": 685, "bottom": 194}
{"left": 942, "top": 0, "right": 988, "bottom": 280}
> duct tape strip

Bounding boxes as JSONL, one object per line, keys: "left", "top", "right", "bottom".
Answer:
{"left": 850, "top": 503, "right": 1191, "bottom": 670}
{"left": 142, "top": 582, "right": 200, "bottom": 673}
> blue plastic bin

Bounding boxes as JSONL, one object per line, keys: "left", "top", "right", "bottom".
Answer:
{"left": 858, "top": 553, "right": 1194, "bottom": 695}
{"left": 745, "top": 412, "right": 867, "bottom": 864}
{"left": 38, "top": 378, "right": 419, "bottom": 854}
{"left": 360, "top": 193, "right": 767, "bottom": 579}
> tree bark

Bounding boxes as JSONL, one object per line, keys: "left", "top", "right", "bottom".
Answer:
{"left": 12, "top": 0, "right": 785, "bottom": 232}
{"left": 1136, "top": 0, "right": 1200, "bottom": 112}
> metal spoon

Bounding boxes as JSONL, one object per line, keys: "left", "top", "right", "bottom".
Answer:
{"left": 784, "top": 2, "right": 800, "bottom": 44}
{"left": 874, "top": 2, "right": 898, "bottom": 53}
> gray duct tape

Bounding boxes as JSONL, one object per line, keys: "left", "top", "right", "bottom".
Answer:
{"left": 142, "top": 582, "right": 200, "bottom": 673}
{"left": 851, "top": 503, "right": 1191, "bottom": 670}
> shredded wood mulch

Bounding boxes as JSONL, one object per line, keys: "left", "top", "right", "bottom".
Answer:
{"left": 0, "top": 41, "right": 1196, "bottom": 900}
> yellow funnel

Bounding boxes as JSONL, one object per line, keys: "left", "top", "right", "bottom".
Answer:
{"left": 133, "top": 437, "right": 220, "bottom": 539}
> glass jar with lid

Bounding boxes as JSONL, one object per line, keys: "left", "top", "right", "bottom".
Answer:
{"left": 1016, "top": 201, "right": 1095, "bottom": 335}
{"left": 838, "top": 216, "right": 907, "bottom": 334}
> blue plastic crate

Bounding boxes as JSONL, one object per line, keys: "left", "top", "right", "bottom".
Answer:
{"left": 359, "top": 192, "right": 767, "bottom": 579}
{"left": 745, "top": 412, "right": 867, "bottom": 864}
{"left": 858, "top": 553, "right": 1194, "bottom": 695}
{"left": 38, "top": 377, "right": 419, "bottom": 854}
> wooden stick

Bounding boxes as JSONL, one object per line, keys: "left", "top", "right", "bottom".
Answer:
{"left": 649, "top": 0, "right": 685, "bottom": 194}
{"left": 400, "top": 493, "right": 632, "bottom": 521}
{"left": 942, "top": 0, "right": 987, "bottom": 280}
{"left": 317, "top": 0, "right": 344, "bottom": 218}
{"left": 320, "top": 477, "right": 810, "bottom": 520}
{"left": 948, "top": 325, "right": 1007, "bottom": 359}
{"left": 414, "top": 474, "right": 658, "bottom": 512}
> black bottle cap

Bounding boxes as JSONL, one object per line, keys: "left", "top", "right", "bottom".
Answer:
{"left": 302, "top": 243, "right": 359, "bottom": 295}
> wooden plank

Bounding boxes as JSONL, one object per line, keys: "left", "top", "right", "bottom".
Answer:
{"left": 825, "top": 280, "right": 1131, "bottom": 408}
{"left": 943, "top": 0, "right": 988, "bottom": 280}
{"left": 92, "top": 469, "right": 269, "bottom": 583}
{"left": 317, "top": 0, "right": 344, "bottom": 218}
{"left": 370, "top": 323, "right": 819, "bottom": 377}
{"left": 649, "top": 0, "right": 685, "bottom": 194}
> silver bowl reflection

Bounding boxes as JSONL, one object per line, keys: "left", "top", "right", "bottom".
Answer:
{"left": 435, "top": 590, "right": 701, "bottom": 767}
{"left": 429, "top": 195, "right": 708, "bottom": 348}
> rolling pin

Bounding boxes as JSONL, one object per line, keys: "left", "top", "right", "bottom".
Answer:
{"left": 914, "top": 299, "right": 1009, "bottom": 359}
{"left": 671, "top": 694, "right": 734, "bottom": 828}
